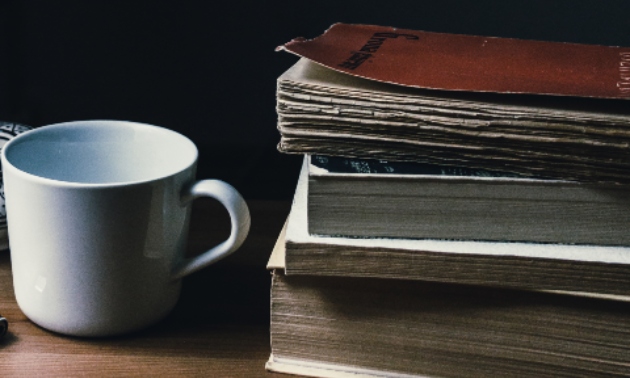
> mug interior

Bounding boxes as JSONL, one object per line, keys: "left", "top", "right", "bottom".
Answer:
{"left": 3, "top": 121, "right": 197, "bottom": 184}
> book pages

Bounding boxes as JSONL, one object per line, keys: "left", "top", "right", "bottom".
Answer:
{"left": 277, "top": 58, "right": 630, "bottom": 182}
{"left": 283, "top": 157, "right": 630, "bottom": 296}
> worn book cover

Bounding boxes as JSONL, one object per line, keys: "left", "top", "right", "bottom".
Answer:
{"left": 279, "top": 23, "right": 630, "bottom": 99}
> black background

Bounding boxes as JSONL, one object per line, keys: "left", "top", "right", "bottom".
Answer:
{"left": 1, "top": 0, "right": 629, "bottom": 200}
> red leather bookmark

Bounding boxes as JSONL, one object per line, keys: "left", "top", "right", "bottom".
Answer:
{"left": 278, "top": 23, "right": 630, "bottom": 100}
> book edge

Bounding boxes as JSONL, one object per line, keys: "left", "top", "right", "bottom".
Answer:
{"left": 277, "top": 211, "right": 630, "bottom": 301}
{"left": 267, "top": 220, "right": 287, "bottom": 270}
{"left": 266, "top": 354, "right": 433, "bottom": 378}
{"left": 289, "top": 156, "right": 630, "bottom": 265}
{"left": 307, "top": 155, "right": 577, "bottom": 185}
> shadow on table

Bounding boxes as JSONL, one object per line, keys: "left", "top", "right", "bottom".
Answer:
{"left": 0, "top": 331, "right": 18, "bottom": 349}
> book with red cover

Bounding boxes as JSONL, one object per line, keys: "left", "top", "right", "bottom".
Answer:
{"left": 276, "top": 24, "right": 630, "bottom": 183}
{"left": 279, "top": 23, "right": 630, "bottom": 99}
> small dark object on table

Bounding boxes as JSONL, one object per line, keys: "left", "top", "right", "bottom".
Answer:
{"left": 0, "top": 314, "right": 7, "bottom": 338}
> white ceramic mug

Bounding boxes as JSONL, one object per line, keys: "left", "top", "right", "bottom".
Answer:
{"left": 1, "top": 120, "right": 251, "bottom": 337}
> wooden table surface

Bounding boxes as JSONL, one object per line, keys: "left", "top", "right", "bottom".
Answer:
{"left": 0, "top": 199, "right": 291, "bottom": 377}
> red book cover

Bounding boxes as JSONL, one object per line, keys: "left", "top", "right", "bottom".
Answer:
{"left": 278, "top": 23, "right": 630, "bottom": 100}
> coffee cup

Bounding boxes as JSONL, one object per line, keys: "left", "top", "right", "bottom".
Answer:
{"left": 1, "top": 120, "right": 250, "bottom": 336}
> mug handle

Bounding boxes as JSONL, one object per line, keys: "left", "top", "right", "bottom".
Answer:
{"left": 171, "top": 180, "right": 251, "bottom": 280}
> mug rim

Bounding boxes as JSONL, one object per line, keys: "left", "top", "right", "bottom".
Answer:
{"left": 1, "top": 120, "right": 199, "bottom": 188}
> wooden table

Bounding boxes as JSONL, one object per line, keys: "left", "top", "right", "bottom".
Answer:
{"left": 0, "top": 199, "right": 291, "bottom": 377}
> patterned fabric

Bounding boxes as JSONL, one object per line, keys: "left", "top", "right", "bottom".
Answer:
{"left": 0, "top": 122, "right": 33, "bottom": 228}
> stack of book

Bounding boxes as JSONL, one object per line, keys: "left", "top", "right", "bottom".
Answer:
{"left": 267, "top": 23, "right": 630, "bottom": 378}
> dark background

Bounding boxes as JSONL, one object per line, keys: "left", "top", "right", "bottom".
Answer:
{"left": 1, "top": 0, "right": 629, "bottom": 200}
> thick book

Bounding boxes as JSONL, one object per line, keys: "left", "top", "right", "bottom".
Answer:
{"left": 285, "top": 157, "right": 630, "bottom": 296}
{"left": 267, "top": 233, "right": 630, "bottom": 378}
{"left": 276, "top": 24, "right": 630, "bottom": 183}
{"left": 307, "top": 155, "right": 630, "bottom": 246}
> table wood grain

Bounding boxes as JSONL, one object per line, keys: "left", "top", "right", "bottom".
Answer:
{"left": 0, "top": 199, "right": 291, "bottom": 377}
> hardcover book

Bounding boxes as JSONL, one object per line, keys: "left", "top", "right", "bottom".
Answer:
{"left": 276, "top": 24, "right": 630, "bottom": 183}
